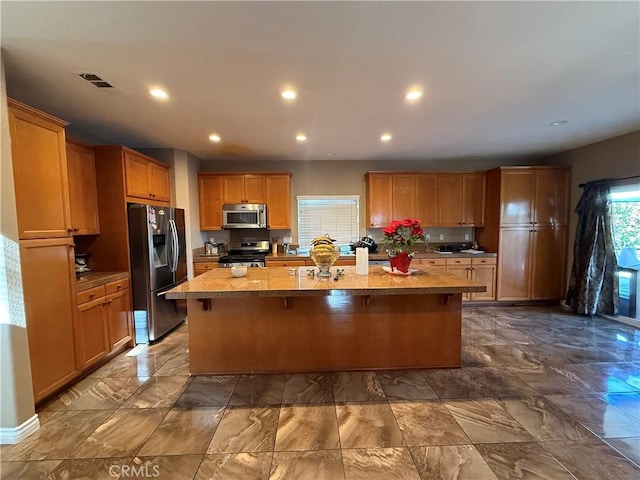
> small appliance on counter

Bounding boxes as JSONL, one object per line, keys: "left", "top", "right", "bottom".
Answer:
{"left": 75, "top": 253, "right": 91, "bottom": 275}
{"left": 350, "top": 236, "right": 378, "bottom": 253}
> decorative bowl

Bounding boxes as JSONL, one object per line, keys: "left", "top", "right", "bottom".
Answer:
{"left": 230, "top": 266, "right": 247, "bottom": 277}
{"left": 309, "top": 244, "right": 341, "bottom": 277}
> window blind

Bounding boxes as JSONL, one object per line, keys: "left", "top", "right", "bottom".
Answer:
{"left": 297, "top": 196, "right": 360, "bottom": 248}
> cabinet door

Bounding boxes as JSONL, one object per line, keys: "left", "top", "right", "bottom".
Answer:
{"left": 266, "top": 174, "right": 291, "bottom": 229}
{"left": 199, "top": 175, "right": 224, "bottom": 230}
{"left": 418, "top": 258, "right": 446, "bottom": 271}
{"left": 20, "top": 237, "right": 78, "bottom": 401}
{"left": 462, "top": 172, "right": 486, "bottom": 226}
{"left": 415, "top": 174, "right": 438, "bottom": 226}
{"left": 497, "top": 228, "right": 533, "bottom": 301}
{"left": 66, "top": 142, "right": 100, "bottom": 235}
{"left": 106, "top": 288, "right": 132, "bottom": 351}
{"left": 194, "top": 262, "right": 218, "bottom": 276}
{"left": 500, "top": 170, "right": 535, "bottom": 226}
{"left": 244, "top": 175, "right": 266, "bottom": 203}
{"left": 531, "top": 226, "right": 568, "bottom": 300}
{"left": 9, "top": 101, "right": 72, "bottom": 239}
{"left": 471, "top": 260, "right": 496, "bottom": 301}
{"left": 534, "top": 169, "right": 570, "bottom": 227}
{"left": 446, "top": 258, "right": 472, "bottom": 300}
{"left": 437, "top": 174, "right": 463, "bottom": 226}
{"left": 124, "top": 152, "right": 151, "bottom": 200}
{"left": 222, "top": 175, "right": 245, "bottom": 203}
{"left": 76, "top": 297, "right": 109, "bottom": 369}
{"left": 366, "top": 174, "right": 393, "bottom": 228}
{"left": 392, "top": 174, "right": 416, "bottom": 220}
{"left": 148, "top": 162, "right": 171, "bottom": 202}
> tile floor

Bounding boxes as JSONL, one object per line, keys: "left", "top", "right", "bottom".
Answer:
{"left": 1, "top": 305, "right": 640, "bottom": 479}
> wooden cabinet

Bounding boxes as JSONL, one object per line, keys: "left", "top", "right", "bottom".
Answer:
{"left": 366, "top": 171, "right": 482, "bottom": 228}
{"left": 266, "top": 174, "right": 292, "bottom": 229}
{"left": 194, "top": 262, "right": 219, "bottom": 276}
{"left": 366, "top": 173, "right": 393, "bottom": 228}
{"left": 75, "top": 279, "right": 132, "bottom": 369}
{"left": 437, "top": 172, "right": 486, "bottom": 226}
{"left": 75, "top": 286, "right": 109, "bottom": 369}
{"left": 20, "top": 237, "right": 78, "bottom": 402}
{"left": 124, "top": 150, "right": 171, "bottom": 203}
{"left": 222, "top": 174, "right": 266, "bottom": 204}
{"left": 8, "top": 99, "right": 72, "bottom": 239}
{"left": 198, "top": 173, "right": 291, "bottom": 230}
{"left": 66, "top": 140, "right": 100, "bottom": 235}
{"left": 391, "top": 174, "right": 439, "bottom": 226}
{"left": 199, "top": 175, "right": 224, "bottom": 230}
{"left": 477, "top": 166, "right": 571, "bottom": 302}
{"left": 105, "top": 279, "right": 133, "bottom": 351}
{"left": 443, "top": 256, "right": 496, "bottom": 301}
{"left": 418, "top": 258, "right": 446, "bottom": 271}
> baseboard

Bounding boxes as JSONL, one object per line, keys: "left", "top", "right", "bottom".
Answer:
{"left": 0, "top": 414, "right": 40, "bottom": 444}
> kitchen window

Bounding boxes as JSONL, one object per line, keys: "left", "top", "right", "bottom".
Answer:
{"left": 297, "top": 196, "right": 360, "bottom": 250}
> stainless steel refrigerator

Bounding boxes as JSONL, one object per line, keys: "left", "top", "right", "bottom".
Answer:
{"left": 128, "top": 204, "right": 187, "bottom": 343}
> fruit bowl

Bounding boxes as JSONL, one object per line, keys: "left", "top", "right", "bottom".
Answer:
{"left": 309, "top": 238, "right": 341, "bottom": 278}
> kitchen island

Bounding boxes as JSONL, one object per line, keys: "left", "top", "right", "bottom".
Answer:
{"left": 166, "top": 265, "right": 485, "bottom": 374}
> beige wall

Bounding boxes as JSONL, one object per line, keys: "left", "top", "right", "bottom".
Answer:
{"left": 0, "top": 51, "right": 37, "bottom": 435}
{"left": 544, "top": 130, "right": 640, "bottom": 281}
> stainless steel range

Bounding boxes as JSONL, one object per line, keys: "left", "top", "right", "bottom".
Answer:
{"left": 218, "top": 241, "right": 269, "bottom": 268}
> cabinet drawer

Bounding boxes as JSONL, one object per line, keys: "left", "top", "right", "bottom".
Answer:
{"left": 105, "top": 279, "right": 129, "bottom": 295}
{"left": 446, "top": 258, "right": 472, "bottom": 266}
{"left": 419, "top": 258, "right": 446, "bottom": 267}
{"left": 77, "top": 285, "right": 106, "bottom": 305}
{"left": 472, "top": 257, "right": 497, "bottom": 265}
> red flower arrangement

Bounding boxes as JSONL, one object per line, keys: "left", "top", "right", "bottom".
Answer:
{"left": 382, "top": 218, "right": 426, "bottom": 254}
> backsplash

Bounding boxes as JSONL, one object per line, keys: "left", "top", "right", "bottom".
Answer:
{"left": 366, "top": 227, "right": 475, "bottom": 245}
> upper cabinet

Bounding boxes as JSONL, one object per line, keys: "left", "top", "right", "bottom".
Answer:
{"left": 66, "top": 140, "right": 100, "bottom": 235}
{"left": 265, "top": 174, "right": 292, "bottom": 229}
{"left": 222, "top": 174, "right": 266, "bottom": 204}
{"left": 8, "top": 99, "right": 72, "bottom": 239}
{"left": 437, "top": 173, "right": 486, "bottom": 227}
{"left": 124, "top": 150, "right": 171, "bottom": 203}
{"left": 365, "top": 171, "right": 484, "bottom": 228}
{"left": 199, "top": 173, "right": 291, "bottom": 230}
{"left": 499, "top": 167, "right": 570, "bottom": 227}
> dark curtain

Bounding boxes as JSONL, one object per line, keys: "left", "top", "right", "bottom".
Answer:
{"left": 565, "top": 180, "right": 619, "bottom": 316}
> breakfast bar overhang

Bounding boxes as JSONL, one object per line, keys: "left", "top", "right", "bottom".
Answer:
{"left": 166, "top": 266, "right": 485, "bottom": 374}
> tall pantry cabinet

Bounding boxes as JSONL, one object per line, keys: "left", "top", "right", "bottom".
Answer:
{"left": 476, "top": 166, "right": 571, "bottom": 301}
{"left": 8, "top": 99, "right": 79, "bottom": 402}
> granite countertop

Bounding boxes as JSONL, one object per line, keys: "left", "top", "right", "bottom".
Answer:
{"left": 76, "top": 271, "right": 129, "bottom": 292}
{"left": 165, "top": 265, "right": 485, "bottom": 299}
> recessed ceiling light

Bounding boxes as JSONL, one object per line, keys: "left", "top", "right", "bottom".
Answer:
{"left": 380, "top": 133, "right": 392, "bottom": 142}
{"left": 550, "top": 120, "right": 568, "bottom": 126}
{"left": 149, "top": 88, "right": 168, "bottom": 99}
{"left": 296, "top": 134, "right": 307, "bottom": 142}
{"left": 208, "top": 134, "right": 221, "bottom": 143}
{"left": 282, "top": 89, "right": 297, "bottom": 100}
{"left": 404, "top": 90, "right": 422, "bottom": 101}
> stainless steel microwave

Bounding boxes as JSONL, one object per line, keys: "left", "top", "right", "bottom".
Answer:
{"left": 222, "top": 204, "right": 267, "bottom": 229}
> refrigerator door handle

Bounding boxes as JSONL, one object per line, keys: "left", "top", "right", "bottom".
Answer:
{"left": 169, "top": 219, "right": 179, "bottom": 273}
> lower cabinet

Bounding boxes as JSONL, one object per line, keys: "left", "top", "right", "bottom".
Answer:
{"left": 76, "top": 286, "right": 109, "bottom": 369}
{"left": 105, "top": 280, "right": 133, "bottom": 351}
{"left": 20, "top": 237, "right": 79, "bottom": 402}
{"left": 75, "top": 279, "right": 132, "bottom": 370}
{"left": 267, "top": 259, "right": 306, "bottom": 267}
{"left": 438, "top": 257, "right": 497, "bottom": 301}
{"left": 194, "top": 262, "right": 219, "bottom": 276}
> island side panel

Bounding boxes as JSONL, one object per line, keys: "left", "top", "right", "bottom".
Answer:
{"left": 187, "top": 294, "right": 462, "bottom": 374}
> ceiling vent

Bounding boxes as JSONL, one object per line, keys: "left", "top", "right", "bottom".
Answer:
{"left": 76, "top": 72, "right": 115, "bottom": 89}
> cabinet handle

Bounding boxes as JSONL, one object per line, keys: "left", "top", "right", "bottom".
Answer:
{"left": 73, "top": 227, "right": 79, "bottom": 232}
{"left": 89, "top": 293, "right": 95, "bottom": 299}
{"left": 67, "top": 228, "right": 74, "bottom": 233}
{"left": 116, "top": 285, "right": 122, "bottom": 290}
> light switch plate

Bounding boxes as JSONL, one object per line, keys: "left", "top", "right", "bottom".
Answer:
{"left": 439, "top": 234, "right": 445, "bottom": 241}
{"left": 465, "top": 234, "right": 470, "bottom": 241}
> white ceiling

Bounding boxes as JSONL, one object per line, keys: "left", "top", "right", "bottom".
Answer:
{"left": 2, "top": 1, "right": 639, "bottom": 163}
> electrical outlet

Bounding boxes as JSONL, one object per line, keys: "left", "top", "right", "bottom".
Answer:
{"left": 465, "top": 234, "right": 470, "bottom": 241}
{"left": 425, "top": 233, "right": 431, "bottom": 241}
{"left": 439, "top": 234, "right": 445, "bottom": 241}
